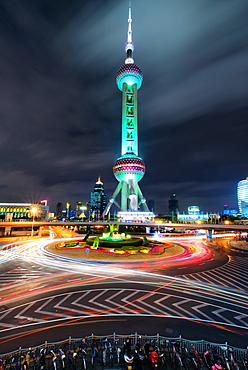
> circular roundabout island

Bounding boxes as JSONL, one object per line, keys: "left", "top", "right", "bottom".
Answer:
{"left": 86, "top": 235, "right": 143, "bottom": 248}
{"left": 54, "top": 224, "right": 228, "bottom": 271}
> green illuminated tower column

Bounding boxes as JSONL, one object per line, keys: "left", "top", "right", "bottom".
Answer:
{"left": 103, "top": 3, "right": 149, "bottom": 216}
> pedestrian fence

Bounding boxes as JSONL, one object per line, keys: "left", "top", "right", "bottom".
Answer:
{"left": 0, "top": 333, "right": 247, "bottom": 361}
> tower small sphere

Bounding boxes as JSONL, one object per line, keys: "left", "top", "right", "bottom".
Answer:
{"left": 113, "top": 155, "right": 145, "bottom": 183}
{"left": 116, "top": 64, "right": 143, "bottom": 90}
{"left": 125, "top": 42, "right": 134, "bottom": 52}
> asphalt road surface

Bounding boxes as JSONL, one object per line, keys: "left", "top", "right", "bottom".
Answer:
{"left": 0, "top": 229, "right": 247, "bottom": 353}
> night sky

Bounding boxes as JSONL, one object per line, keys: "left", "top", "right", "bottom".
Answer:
{"left": 0, "top": 0, "right": 248, "bottom": 214}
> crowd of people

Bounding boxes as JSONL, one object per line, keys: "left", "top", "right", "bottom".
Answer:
{"left": 0, "top": 337, "right": 154, "bottom": 370}
{"left": 0, "top": 337, "right": 246, "bottom": 370}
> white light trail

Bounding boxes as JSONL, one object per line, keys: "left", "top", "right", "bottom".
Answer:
{"left": 0, "top": 236, "right": 245, "bottom": 311}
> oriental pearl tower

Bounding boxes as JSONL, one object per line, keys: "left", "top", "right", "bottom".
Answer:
{"left": 103, "top": 2, "right": 150, "bottom": 218}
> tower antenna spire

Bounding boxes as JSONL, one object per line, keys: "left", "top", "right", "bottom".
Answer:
{"left": 125, "top": 0, "right": 134, "bottom": 64}
{"left": 127, "top": 1, "right": 132, "bottom": 43}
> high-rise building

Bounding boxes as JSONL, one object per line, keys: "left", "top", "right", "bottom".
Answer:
{"left": 90, "top": 177, "right": 107, "bottom": 219}
{"left": 237, "top": 178, "right": 248, "bottom": 216}
{"left": 66, "top": 202, "right": 71, "bottom": 219}
{"left": 85, "top": 202, "right": 91, "bottom": 219}
{"left": 55, "top": 202, "right": 63, "bottom": 219}
{"left": 168, "top": 194, "right": 179, "bottom": 218}
{"left": 75, "top": 201, "right": 87, "bottom": 219}
{"left": 75, "top": 201, "right": 82, "bottom": 218}
{"left": 103, "top": 4, "right": 152, "bottom": 222}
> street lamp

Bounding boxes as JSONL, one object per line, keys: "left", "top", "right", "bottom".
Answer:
{"left": 30, "top": 206, "right": 38, "bottom": 237}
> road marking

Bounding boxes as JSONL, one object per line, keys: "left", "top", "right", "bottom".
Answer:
{"left": 212, "top": 308, "right": 235, "bottom": 324}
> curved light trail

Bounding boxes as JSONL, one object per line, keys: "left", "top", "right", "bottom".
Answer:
{"left": 0, "top": 235, "right": 223, "bottom": 276}
{"left": 0, "top": 232, "right": 247, "bottom": 347}
{"left": 0, "top": 236, "right": 246, "bottom": 307}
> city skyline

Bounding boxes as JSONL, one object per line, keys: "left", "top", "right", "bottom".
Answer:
{"left": 0, "top": 0, "right": 247, "bottom": 213}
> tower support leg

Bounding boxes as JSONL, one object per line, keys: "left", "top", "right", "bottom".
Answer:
{"left": 128, "top": 179, "right": 138, "bottom": 211}
{"left": 121, "top": 181, "right": 128, "bottom": 211}
{"left": 103, "top": 182, "right": 122, "bottom": 216}
{"left": 137, "top": 184, "right": 149, "bottom": 211}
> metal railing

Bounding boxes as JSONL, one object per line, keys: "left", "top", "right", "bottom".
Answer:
{"left": 0, "top": 333, "right": 247, "bottom": 361}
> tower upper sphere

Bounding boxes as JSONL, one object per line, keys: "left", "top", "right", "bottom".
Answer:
{"left": 116, "top": 64, "right": 143, "bottom": 90}
{"left": 116, "top": 2, "right": 143, "bottom": 91}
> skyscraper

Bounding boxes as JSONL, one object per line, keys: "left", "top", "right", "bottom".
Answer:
{"left": 103, "top": 4, "right": 150, "bottom": 219}
{"left": 75, "top": 201, "right": 82, "bottom": 218}
{"left": 168, "top": 194, "right": 179, "bottom": 218}
{"left": 65, "top": 202, "right": 71, "bottom": 219}
{"left": 55, "top": 202, "right": 63, "bottom": 219}
{"left": 90, "top": 177, "right": 107, "bottom": 219}
{"left": 237, "top": 178, "right": 248, "bottom": 216}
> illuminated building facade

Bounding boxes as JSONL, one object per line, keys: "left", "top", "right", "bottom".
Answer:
{"left": 237, "top": 178, "right": 248, "bottom": 217}
{"left": 0, "top": 202, "right": 49, "bottom": 220}
{"left": 222, "top": 204, "right": 238, "bottom": 216}
{"left": 104, "top": 4, "right": 151, "bottom": 220}
{"left": 90, "top": 177, "right": 107, "bottom": 219}
{"left": 178, "top": 206, "right": 208, "bottom": 223}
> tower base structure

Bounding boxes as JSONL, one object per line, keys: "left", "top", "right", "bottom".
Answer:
{"left": 103, "top": 179, "right": 154, "bottom": 222}
{"left": 103, "top": 177, "right": 149, "bottom": 215}
{"left": 103, "top": 154, "right": 154, "bottom": 221}
{"left": 117, "top": 211, "right": 155, "bottom": 223}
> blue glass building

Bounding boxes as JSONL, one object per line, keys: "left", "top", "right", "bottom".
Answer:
{"left": 237, "top": 178, "right": 248, "bottom": 216}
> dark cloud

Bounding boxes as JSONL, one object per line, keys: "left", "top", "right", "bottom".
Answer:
{"left": 0, "top": 0, "right": 247, "bottom": 213}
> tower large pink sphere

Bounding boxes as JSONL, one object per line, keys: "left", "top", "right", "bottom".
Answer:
{"left": 113, "top": 155, "right": 145, "bottom": 183}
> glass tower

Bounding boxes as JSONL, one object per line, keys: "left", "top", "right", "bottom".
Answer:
{"left": 90, "top": 177, "right": 107, "bottom": 219}
{"left": 237, "top": 178, "right": 248, "bottom": 216}
{"left": 168, "top": 194, "right": 179, "bottom": 217}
